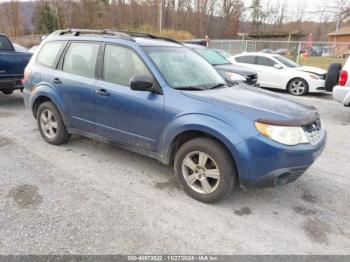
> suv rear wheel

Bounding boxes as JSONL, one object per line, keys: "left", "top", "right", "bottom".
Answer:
{"left": 37, "top": 102, "right": 71, "bottom": 145}
{"left": 174, "top": 137, "right": 236, "bottom": 203}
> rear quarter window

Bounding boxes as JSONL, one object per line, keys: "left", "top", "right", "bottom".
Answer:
{"left": 36, "top": 41, "right": 67, "bottom": 68}
{"left": 235, "top": 56, "right": 255, "bottom": 64}
{"left": 0, "top": 35, "right": 13, "bottom": 51}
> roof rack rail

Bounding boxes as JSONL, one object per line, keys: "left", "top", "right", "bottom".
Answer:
{"left": 54, "top": 28, "right": 135, "bottom": 42}
{"left": 121, "top": 31, "right": 182, "bottom": 45}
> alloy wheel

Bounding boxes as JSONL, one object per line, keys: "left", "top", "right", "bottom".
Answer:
{"left": 40, "top": 109, "right": 58, "bottom": 139}
{"left": 289, "top": 80, "right": 306, "bottom": 95}
{"left": 181, "top": 151, "right": 220, "bottom": 194}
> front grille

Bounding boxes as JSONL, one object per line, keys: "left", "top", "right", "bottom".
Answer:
{"left": 304, "top": 120, "right": 322, "bottom": 145}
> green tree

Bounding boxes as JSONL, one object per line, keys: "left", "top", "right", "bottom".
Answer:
{"left": 33, "top": 1, "right": 58, "bottom": 34}
{"left": 250, "top": 0, "right": 262, "bottom": 29}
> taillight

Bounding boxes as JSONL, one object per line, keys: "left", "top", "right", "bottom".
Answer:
{"left": 338, "top": 70, "right": 348, "bottom": 86}
{"left": 21, "top": 68, "right": 31, "bottom": 85}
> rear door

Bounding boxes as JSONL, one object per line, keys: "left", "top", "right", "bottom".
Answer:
{"left": 233, "top": 55, "right": 258, "bottom": 71}
{"left": 94, "top": 44, "right": 164, "bottom": 152}
{"left": 52, "top": 41, "right": 100, "bottom": 133}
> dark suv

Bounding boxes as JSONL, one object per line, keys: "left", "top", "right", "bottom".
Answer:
{"left": 184, "top": 43, "right": 259, "bottom": 86}
{"left": 23, "top": 29, "right": 326, "bottom": 203}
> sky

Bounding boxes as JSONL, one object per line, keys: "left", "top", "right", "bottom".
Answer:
{"left": 243, "top": 0, "right": 338, "bottom": 22}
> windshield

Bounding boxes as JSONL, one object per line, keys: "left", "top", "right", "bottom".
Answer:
{"left": 215, "top": 49, "right": 231, "bottom": 59}
{"left": 273, "top": 55, "right": 299, "bottom": 68}
{"left": 144, "top": 47, "right": 225, "bottom": 90}
{"left": 192, "top": 47, "right": 229, "bottom": 66}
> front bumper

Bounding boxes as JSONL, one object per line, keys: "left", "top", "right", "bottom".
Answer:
{"left": 333, "top": 85, "right": 350, "bottom": 106}
{"left": 308, "top": 79, "right": 326, "bottom": 93}
{"left": 236, "top": 130, "right": 327, "bottom": 189}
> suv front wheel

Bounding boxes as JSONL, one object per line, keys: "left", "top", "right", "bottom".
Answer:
{"left": 37, "top": 101, "right": 71, "bottom": 145}
{"left": 174, "top": 137, "right": 236, "bottom": 203}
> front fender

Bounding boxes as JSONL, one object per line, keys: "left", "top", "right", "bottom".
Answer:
{"left": 161, "top": 113, "right": 250, "bottom": 175}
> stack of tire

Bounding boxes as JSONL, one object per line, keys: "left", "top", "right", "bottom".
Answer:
{"left": 325, "top": 63, "right": 343, "bottom": 92}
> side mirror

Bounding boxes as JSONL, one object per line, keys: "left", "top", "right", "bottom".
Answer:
{"left": 274, "top": 64, "right": 283, "bottom": 69}
{"left": 130, "top": 75, "right": 154, "bottom": 92}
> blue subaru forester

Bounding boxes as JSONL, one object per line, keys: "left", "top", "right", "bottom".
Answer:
{"left": 23, "top": 29, "right": 326, "bottom": 203}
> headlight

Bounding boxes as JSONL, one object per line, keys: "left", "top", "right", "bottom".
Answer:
{"left": 255, "top": 122, "right": 309, "bottom": 146}
{"left": 224, "top": 72, "right": 246, "bottom": 81}
{"left": 309, "top": 73, "right": 320, "bottom": 80}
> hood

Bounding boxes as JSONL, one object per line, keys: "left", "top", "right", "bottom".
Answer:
{"left": 215, "top": 63, "right": 257, "bottom": 77}
{"left": 295, "top": 66, "right": 327, "bottom": 76}
{"left": 182, "top": 85, "right": 319, "bottom": 126}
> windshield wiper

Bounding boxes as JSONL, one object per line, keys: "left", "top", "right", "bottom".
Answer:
{"left": 208, "top": 83, "right": 226, "bottom": 89}
{"left": 174, "top": 86, "right": 205, "bottom": 91}
{"left": 212, "top": 62, "right": 231, "bottom": 66}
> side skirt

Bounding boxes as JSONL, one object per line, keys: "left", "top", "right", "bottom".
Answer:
{"left": 67, "top": 128, "right": 171, "bottom": 165}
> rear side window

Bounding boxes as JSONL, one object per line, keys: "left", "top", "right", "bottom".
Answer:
{"left": 63, "top": 42, "right": 99, "bottom": 78}
{"left": 235, "top": 56, "right": 255, "bottom": 64}
{"left": 256, "top": 56, "right": 275, "bottom": 67}
{"left": 37, "top": 41, "right": 67, "bottom": 68}
{"left": 103, "top": 44, "right": 151, "bottom": 87}
{"left": 0, "top": 35, "right": 13, "bottom": 51}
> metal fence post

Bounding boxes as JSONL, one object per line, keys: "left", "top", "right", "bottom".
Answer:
{"left": 296, "top": 42, "right": 301, "bottom": 64}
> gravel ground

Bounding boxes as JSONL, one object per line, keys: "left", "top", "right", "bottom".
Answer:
{"left": 0, "top": 91, "right": 349, "bottom": 255}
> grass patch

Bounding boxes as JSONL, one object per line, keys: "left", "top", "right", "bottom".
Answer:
{"left": 298, "top": 56, "right": 346, "bottom": 70}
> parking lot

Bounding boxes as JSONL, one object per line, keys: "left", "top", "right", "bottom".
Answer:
{"left": 0, "top": 90, "right": 349, "bottom": 254}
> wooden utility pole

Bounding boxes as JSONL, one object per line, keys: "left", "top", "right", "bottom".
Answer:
{"left": 159, "top": 0, "right": 163, "bottom": 33}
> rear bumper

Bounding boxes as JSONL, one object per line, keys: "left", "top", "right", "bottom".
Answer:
{"left": 333, "top": 85, "right": 350, "bottom": 106}
{"left": 0, "top": 78, "right": 23, "bottom": 91}
{"left": 236, "top": 130, "right": 327, "bottom": 189}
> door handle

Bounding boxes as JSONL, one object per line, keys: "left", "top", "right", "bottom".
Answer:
{"left": 53, "top": 78, "right": 62, "bottom": 84}
{"left": 96, "top": 89, "right": 110, "bottom": 96}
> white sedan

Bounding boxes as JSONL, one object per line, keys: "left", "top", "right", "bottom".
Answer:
{"left": 228, "top": 52, "right": 327, "bottom": 96}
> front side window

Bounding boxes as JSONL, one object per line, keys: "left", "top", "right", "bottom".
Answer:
{"left": 273, "top": 55, "right": 299, "bottom": 68}
{"left": 144, "top": 47, "right": 225, "bottom": 89}
{"left": 37, "top": 41, "right": 67, "bottom": 68}
{"left": 0, "top": 35, "right": 13, "bottom": 51}
{"left": 63, "top": 42, "right": 99, "bottom": 78}
{"left": 192, "top": 47, "right": 229, "bottom": 66}
{"left": 103, "top": 45, "right": 152, "bottom": 87}
{"left": 235, "top": 56, "right": 255, "bottom": 64}
{"left": 256, "top": 56, "right": 275, "bottom": 67}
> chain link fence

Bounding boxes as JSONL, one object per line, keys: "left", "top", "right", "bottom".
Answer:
{"left": 9, "top": 35, "right": 43, "bottom": 48}
{"left": 209, "top": 39, "right": 350, "bottom": 70}
{"left": 8, "top": 34, "right": 350, "bottom": 70}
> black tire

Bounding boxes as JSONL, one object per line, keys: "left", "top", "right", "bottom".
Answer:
{"left": 325, "top": 63, "right": 342, "bottom": 92}
{"left": 37, "top": 101, "right": 71, "bottom": 145}
{"left": 287, "top": 78, "right": 309, "bottom": 96}
{"left": 174, "top": 137, "right": 236, "bottom": 203}
{"left": 2, "top": 89, "right": 14, "bottom": 95}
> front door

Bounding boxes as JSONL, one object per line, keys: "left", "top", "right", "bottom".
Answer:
{"left": 94, "top": 44, "right": 164, "bottom": 152}
{"left": 254, "top": 56, "right": 286, "bottom": 89}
